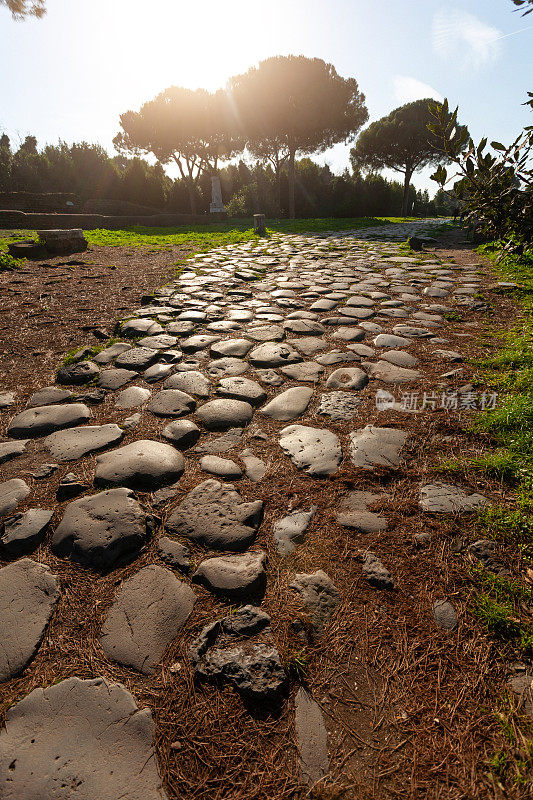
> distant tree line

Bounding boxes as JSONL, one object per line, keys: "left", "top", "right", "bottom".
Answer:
{"left": 0, "top": 132, "right": 445, "bottom": 218}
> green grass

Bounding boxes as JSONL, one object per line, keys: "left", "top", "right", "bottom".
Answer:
{"left": 453, "top": 243, "right": 533, "bottom": 656}
{"left": 0, "top": 215, "right": 429, "bottom": 256}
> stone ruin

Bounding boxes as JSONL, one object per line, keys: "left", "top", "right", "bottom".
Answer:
{"left": 8, "top": 228, "right": 88, "bottom": 259}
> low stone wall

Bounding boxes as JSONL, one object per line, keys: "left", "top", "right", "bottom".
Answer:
{"left": 0, "top": 210, "right": 226, "bottom": 230}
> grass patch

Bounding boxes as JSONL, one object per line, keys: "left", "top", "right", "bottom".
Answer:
{"left": 0, "top": 216, "right": 429, "bottom": 256}
{"left": 0, "top": 249, "right": 23, "bottom": 271}
{"left": 454, "top": 243, "right": 533, "bottom": 661}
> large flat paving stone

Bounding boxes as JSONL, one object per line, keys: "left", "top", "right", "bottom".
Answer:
{"left": 8, "top": 403, "right": 91, "bottom": 438}
{"left": 97, "top": 368, "right": 137, "bottom": 390}
{"left": 0, "top": 676, "right": 167, "bottom": 800}
{"left": 192, "top": 551, "right": 267, "bottom": 599}
{"left": 337, "top": 490, "right": 388, "bottom": 533}
{"left": 166, "top": 479, "right": 263, "bottom": 550}
{"left": 349, "top": 425, "right": 408, "bottom": 469}
{"left": 44, "top": 424, "right": 124, "bottom": 461}
{"left": 249, "top": 342, "right": 302, "bottom": 367}
{"left": 419, "top": 483, "right": 488, "bottom": 513}
{"left": 295, "top": 688, "right": 329, "bottom": 786}
{"left": 290, "top": 570, "right": 340, "bottom": 635}
{"left": 94, "top": 440, "right": 185, "bottom": 490}
{"left": 100, "top": 565, "right": 195, "bottom": 675}
{"left": 0, "top": 440, "right": 29, "bottom": 465}
{"left": 52, "top": 488, "right": 149, "bottom": 570}
{"left": 0, "top": 509, "right": 53, "bottom": 556}
{"left": 196, "top": 399, "right": 253, "bottom": 431}
{"left": 0, "top": 478, "right": 30, "bottom": 517}
{"left": 260, "top": 387, "right": 313, "bottom": 421}
{"left": 279, "top": 425, "right": 342, "bottom": 477}
{"left": 27, "top": 386, "right": 73, "bottom": 407}
{"left": 363, "top": 360, "right": 421, "bottom": 384}
{"left": 147, "top": 389, "right": 196, "bottom": 417}
{"left": 0, "top": 558, "right": 59, "bottom": 681}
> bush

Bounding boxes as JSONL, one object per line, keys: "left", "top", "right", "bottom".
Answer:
{"left": 0, "top": 250, "right": 22, "bottom": 271}
{"left": 429, "top": 98, "right": 532, "bottom": 252}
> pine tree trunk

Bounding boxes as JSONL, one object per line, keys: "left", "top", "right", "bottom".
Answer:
{"left": 288, "top": 148, "right": 295, "bottom": 219}
{"left": 276, "top": 167, "right": 282, "bottom": 216}
{"left": 401, "top": 169, "right": 413, "bottom": 217}
{"left": 187, "top": 180, "right": 197, "bottom": 215}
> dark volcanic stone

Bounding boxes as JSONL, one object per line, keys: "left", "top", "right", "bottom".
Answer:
{"left": 100, "top": 565, "right": 195, "bottom": 674}
{"left": 52, "top": 487, "right": 149, "bottom": 570}
{"left": 0, "top": 676, "right": 166, "bottom": 800}
{"left": 0, "top": 509, "right": 53, "bottom": 556}
{"left": 8, "top": 403, "right": 91, "bottom": 438}
{"left": 166, "top": 479, "right": 263, "bottom": 551}
{"left": 94, "top": 440, "right": 185, "bottom": 490}
{"left": 157, "top": 537, "right": 190, "bottom": 571}
{"left": 56, "top": 360, "right": 100, "bottom": 385}
{"left": 0, "top": 558, "right": 59, "bottom": 681}
{"left": 44, "top": 424, "right": 124, "bottom": 461}
{"left": 189, "top": 606, "right": 285, "bottom": 700}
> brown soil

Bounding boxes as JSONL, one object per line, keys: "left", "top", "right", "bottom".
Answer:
{"left": 0, "top": 228, "right": 529, "bottom": 800}
{"left": 0, "top": 243, "right": 190, "bottom": 396}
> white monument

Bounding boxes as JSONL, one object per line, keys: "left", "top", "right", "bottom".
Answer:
{"left": 210, "top": 175, "right": 226, "bottom": 214}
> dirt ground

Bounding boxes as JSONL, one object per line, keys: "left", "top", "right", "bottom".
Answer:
{"left": 0, "top": 228, "right": 529, "bottom": 800}
{"left": 0, "top": 243, "right": 190, "bottom": 396}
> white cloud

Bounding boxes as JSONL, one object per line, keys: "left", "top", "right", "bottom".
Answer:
{"left": 393, "top": 76, "right": 444, "bottom": 105}
{"left": 432, "top": 8, "right": 502, "bottom": 71}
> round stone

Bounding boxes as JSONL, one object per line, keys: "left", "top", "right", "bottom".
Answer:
{"left": 52, "top": 487, "right": 150, "bottom": 569}
{"left": 200, "top": 455, "right": 243, "bottom": 479}
{"left": 137, "top": 334, "right": 178, "bottom": 350}
{"left": 192, "top": 551, "right": 267, "bottom": 599}
{"left": 210, "top": 339, "right": 253, "bottom": 358}
{"left": 97, "top": 369, "right": 137, "bottom": 390}
{"left": 249, "top": 343, "right": 302, "bottom": 368}
{"left": 216, "top": 377, "right": 267, "bottom": 406}
{"left": 206, "top": 358, "right": 249, "bottom": 378}
{"left": 115, "top": 386, "right": 152, "bottom": 409}
{"left": 147, "top": 389, "right": 196, "bottom": 417}
{"left": 27, "top": 386, "right": 73, "bottom": 407}
{"left": 164, "top": 370, "right": 210, "bottom": 398}
{"left": 162, "top": 420, "right": 201, "bottom": 449}
{"left": 196, "top": 399, "right": 253, "bottom": 431}
{"left": 94, "top": 440, "right": 185, "bottom": 490}
{"left": 325, "top": 367, "right": 369, "bottom": 390}
{"left": 260, "top": 387, "right": 313, "bottom": 421}
{"left": 8, "top": 403, "right": 91, "bottom": 439}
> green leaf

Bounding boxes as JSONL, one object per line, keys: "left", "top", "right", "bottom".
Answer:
{"left": 491, "top": 141, "right": 506, "bottom": 151}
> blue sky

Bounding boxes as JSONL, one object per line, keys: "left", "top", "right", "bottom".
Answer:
{"left": 0, "top": 0, "right": 531, "bottom": 193}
